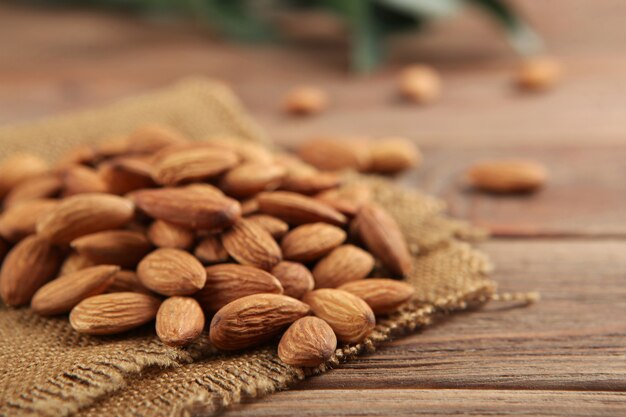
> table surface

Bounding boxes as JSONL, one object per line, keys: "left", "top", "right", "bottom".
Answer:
{"left": 1, "top": 2, "right": 625, "bottom": 416}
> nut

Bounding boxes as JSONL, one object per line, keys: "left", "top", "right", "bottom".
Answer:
{"left": 467, "top": 159, "right": 548, "bottom": 193}
{"left": 71, "top": 230, "right": 152, "bottom": 268}
{"left": 245, "top": 214, "right": 289, "bottom": 240}
{"left": 222, "top": 219, "right": 282, "bottom": 270}
{"left": 271, "top": 261, "right": 315, "bottom": 299}
{"left": 338, "top": 278, "right": 415, "bottom": 314}
{"left": 137, "top": 248, "right": 206, "bottom": 296}
{"left": 516, "top": 56, "right": 562, "bottom": 92}
{"left": 156, "top": 296, "right": 205, "bottom": 346}
{"left": 278, "top": 316, "right": 337, "bottom": 367}
{"left": 147, "top": 220, "right": 195, "bottom": 250}
{"left": 398, "top": 64, "right": 441, "bottom": 104}
{"left": 257, "top": 191, "right": 347, "bottom": 226}
{"left": 0, "top": 199, "right": 58, "bottom": 243}
{"left": 0, "top": 153, "right": 49, "bottom": 199}
{"left": 369, "top": 138, "right": 421, "bottom": 174}
{"left": 312, "top": 244, "right": 374, "bottom": 288}
{"left": 281, "top": 223, "right": 346, "bottom": 262}
{"left": 283, "top": 86, "right": 329, "bottom": 116}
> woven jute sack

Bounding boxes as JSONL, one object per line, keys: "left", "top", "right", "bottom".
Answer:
{"left": 0, "top": 78, "right": 496, "bottom": 417}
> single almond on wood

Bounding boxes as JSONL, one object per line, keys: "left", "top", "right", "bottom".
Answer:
{"left": 283, "top": 86, "right": 328, "bottom": 116}
{"left": 281, "top": 223, "right": 346, "bottom": 262}
{"left": 70, "top": 292, "right": 161, "bottom": 335}
{"left": 137, "top": 248, "right": 206, "bottom": 296}
{"left": 467, "top": 159, "right": 548, "bottom": 193}
{"left": 127, "top": 124, "right": 189, "bottom": 154}
{"left": 209, "top": 293, "right": 310, "bottom": 350}
{"left": 62, "top": 165, "right": 108, "bottom": 196}
{"left": 257, "top": 191, "right": 347, "bottom": 226}
{"left": 278, "top": 316, "right": 337, "bottom": 367}
{"left": 338, "top": 278, "right": 415, "bottom": 314}
{"left": 31, "top": 265, "right": 120, "bottom": 316}
{"left": 194, "top": 235, "right": 229, "bottom": 264}
{"left": 303, "top": 289, "right": 375, "bottom": 344}
{"left": 271, "top": 261, "right": 315, "bottom": 300}
{"left": 71, "top": 230, "right": 152, "bottom": 268}
{"left": 107, "top": 270, "right": 152, "bottom": 294}
{"left": 312, "top": 244, "right": 374, "bottom": 288}
{"left": 516, "top": 56, "right": 562, "bottom": 92}
{"left": 222, "top": 219, "right": 282, "bottom": 270}
{"left": 297, "top": 137, "right": 372, "bottom": 172}
{"left": 156, "top": 296, "right": 205, "bottom": 346}
{"left": 0, "top": 153, "right": 49, "bottom": 199}
{"left": 356, "top": 204, "right": 412, "bottom": 277}
{"left": 196, "top": 264, "right": 283, "bottom": 312}
{"left": 99, "top": 156, "right": 156, "bottom": 195}
{"left": 245, "top": 214, "right": 289, "bottom": 240}
{"left": 369, "top": 138, "right": 421, "bottom": 174}
{"left": 152, "top": 147, "right": 239, "bottom": 186}
{"left": 315, "top": 184, "right": 371, "bottom": 217}
{"left": 3, "top": 175, "right": 63, "bottom": 208}
{"left": 219, "top": 162, "right": 286, "bottom": 198}
{"left": 0, "top": 235, "right": 62, "bottom": 306}
{"left": 0, "top": 199, "right": 58, "bottom": 243}
{"left": 37, "top": 193, "right": 135, "bottom": 244}
{"left": 147, "top": 220, "right": 194, "bottom": 250}
{"left": 398, "top": 64, "right": 441, "bottom": 104}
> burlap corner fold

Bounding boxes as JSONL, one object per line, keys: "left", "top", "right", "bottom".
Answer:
{"left": 0, "top": 78, "right": 495, "bottom": 417}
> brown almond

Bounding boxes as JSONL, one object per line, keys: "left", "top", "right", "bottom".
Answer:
{"left": 297, "top": 137, "right": 372, "bottom": 172}
{"left": 99, "top": 156, "right": 156, "bottom": 195}
{"left": 338, "top": 279, "right": 415, "bottom": 314}
{"left": 60, "top": 252, "right": 97, "bottom": 276}
{"left": 315, "top": 184, "right": 371, "bottom": 216}
{"left": 0, "top": 235, "right": 62, "bottom": 306}
{"left": 70, "top": 230, "right": 152, "bottom": 268}
{"left": 131, "top": 186, "right": 241, "bottom": 230}
{"left": 156, "top": 296, "right": 205, "bottom": 346}
{"left": 222, "top": 219, "right": 282, "bottom": 270}
{"left": 194, "top": 236, "right": 229, "bottom": 264}
{"left": 398, "top": 64, "right": 441, "bottom": 104}
{"left": 95, "top": 135, "right": 132, "bottom": 158}
{"left": 62, "top": 165, "right": 109, "bottom": 196}
{"left": 303, "top": 289, "right": 375, "bottom": 344}
{"left": 196, "top": 264, "right": 283, "bottom": 312}
{"left": 3, "top": 175, "right": 62, "bottom": 208}
{"left": 369, "top": 138, "right": 421, "bottom": 174}
{"left": 467, "top": 159, "right": 548, "bottom": 193}
{"left": 107, "top": 270, "right": 152, "bottom": 294}
{"left": 55, "top": 144, "right": 98, "bottom": 169}
{"left": 271, "top": 261, "right": 314, "bottom": 300}
{"left": 241, "top": 198, "right": 259, "bottom": 215}
{"left": 257, "top": 191, "right": 347, "bottom": 226}
{"left": 152, "top": 148, "right": 239, "bottom": 186}
{"left": 278, "top": 316, "right": 337, "bottom": 367}
{"left": 137, "top": 248, "right": 206, "bottom": 296}
{"left": 312, "top": 244, "right": 374, "bottom": 288}
{"left": 0, "top": 154, "right": 49, "bottom": 198}
{"left": 0, "top": 199, "right": 58, "bottom": 243}
{"left": 516, "top": 56, "right": 562, "bottom": 92}
{"left": 206, "top": 139, "right": 275, "bottom": 165}
{"left": 219, "top": 162, "right": 286, "bottom": 198}
{"left": 245, "top": 214, "right": 289, "bottom": 239}
{"left": 283, "top": 86, "right": 328, "bottom": 116}
{"left": 31, "top": 265, "right": 119, "bottom": 315}
{"left": 127, "top": 124, "right": 189, "bottom": 154}
{"left": 281, "top": 223, "right": 346, "bottom": 262}
{"left": 70, "top": 292, "right": 161, "bottom": 335}
{"left": 147, "top": 220, "right": 194, "bottom": 250}
{"left": 280, "top": 171, "right": 341, "bottom": 195}
{"left": 209, "top": 293, "right": 310, "bottom": 350}
{"left": 356, "top": 203, "right": 412, "bottom": 277}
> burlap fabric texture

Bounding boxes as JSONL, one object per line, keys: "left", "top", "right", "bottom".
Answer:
{"left": 0, "top": 78, "right": 497, "bottom": 417}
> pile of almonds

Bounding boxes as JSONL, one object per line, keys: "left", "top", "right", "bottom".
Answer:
{"left": 0, "top": 124, "right": 416, "bottom": 367}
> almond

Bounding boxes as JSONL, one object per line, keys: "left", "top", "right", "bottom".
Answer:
{"left": 312, "top": 244, "right": 374, "bottom": 288}
{"left": 278, "top": 316, "right": 337, "bottom": 367}
{"left": 340, "top": 279, "right": 415, "bottom": 314}
{"left": 0, "top": 154, "right": 49, "bottom": 199}
{"left": 31, "top": 265, "right": 119, "bottom": 315}
{"left": 37, "top": 193, "right": 135, "bottom": 244}
{"left": 70, "top": 292, "right": 161, "bottom": 335}
{"left": 60, "top": 252, "right": 97, "bottom": 276}
{"left": 467, "top": 159, "right": 548, "bottom": 193}
{"left": 283, "top": 86, "right": 328, "bottom": 116}
{"left": 281, "top": 223, "right": 346, "bottom": 262}
{"left": 70, "top": 230, "right": 152, "bottom": 268}
{"left": 147, "top": 220, "right": 194, "bottom": 250}
{"left": 194, "top": 236, "right": 229, "bottom": 264}
{"left": 271, "top": 261, "right": 314, "bottom": 299}
{"left": 55, "top": 144, "right": 98, "bottom": 168}
{"left": 222, "top": 219, "right": 282, "bottom": 270}
{"left": 94, "top": 135, "right": 131, "bottom": 158}
{"left": 156, "top": 296, "right": 205, "bottom": 346}
{"left": 127, "top": 124, "right": 188, "bottom": 154}
{"left": 152, "top": 147, "right": 239, "bottom": 186}
{"left": 356, "top": 203, "right": 412, "bottom": 277}
{"left": 369, "top": 138, "right": 421, "bottom": 174}
{"left": 131, "top": 186, "right": 241, "bottom": 230}
{"left": 0, "top": 235, "right": 62, "bottom": 306}
{"left": 99, "top": 156, "right": 155, "bottom": 195}
{"left": 315, "top": 184, "right": 371, "bottom": 216}
{"left": 241, "top": 198, "right": 259, "bottom": 215}
{"left": 303, "top": 289, "right": 375, "bottom": 343}
{"left": 107, "top": 270, "right": 152, "bottom": 294}
{"left": 62, "top": 165, "right": 109, "bottom": 196}
{"left": 3, "top": 175, "right": 62, "bottom": 208}
{"left": 245, "top": 214, "right": 289, "bottom": 239}
{"left": 206, "top": 139, "right": 274, "bottom": 165}
{"left": 297, "top": 137, "right": 371, "bottom": 172}
{"left": 0, "top": 199, "right": 58, "bottom": 242}
{"left": 137, "top": 248, "right": 206, "bottom": 296}
{"left": 398, "top": 64, "right": 441, "bottom": 104}
{"left": 257, "top": 191, "right": 347, "bottom": 226}
{"left": 516, "top": 56, "right": 561, "bottom": 92}
{"left": 209, "top": 293, "right": 310, "bottom": 350}
{"left": 280, "top": 170, "right": 342, "bottom": 195}
{"left": 196, "top": 264, "right": 283, "bottom": 312}
{"left": 219, "top": 162, "right": 286, "bottom": 198}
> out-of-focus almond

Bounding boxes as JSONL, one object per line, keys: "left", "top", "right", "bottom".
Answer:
{"left": 156, "top": 296, "right": 205, "bottom": 346}
{"left": 209, "top": 293, "right": 310, "bottom": 350}
{"left": 257, "top": 191, "right": 347, "bottom": 226}
{"left": 147, "top": 220, "right": 194, "bottom": 250}
{"left": 281, "top": 223, "right": 346, "bottom": 262}
{"left": 31, "top": 265, "right": 119, "bottom": 316}
{"left": 280, "top": 170, "right": 341, "bottom": 195}
{"left": 467, "top": 159, "right": 548, "bottom": 193}
{"left": 107, "top": 270, "right": 151, "bottom": 294}
{"left": 278, "top": 316, "right": 337, "bottom": 367}
{"left": 206, "top": 139, "right": 275, "bottom": 165}
{"left": 152, "top": 148, "right": 239, "bottom": 186}
{"left": 194, "top": 235, "right": 229, "bottom": 264}
{"left": 62, "top": 165, "right": 108, "bottom": 196}
{"left": 219, "top": 162, "right": 285, "bottom": 198}
{"left": 70, "top": 230, "right": 152, "bottom": 268}
{"left": 0, "top": 154, "right": 49, "bottom": 199}
{"left": 60, "top": 252, "right": 97, "bottom": 276}
{"left": 137, "top": 248, "right": 206, "bottom": 296}
{"left": 283, "top": 86, "right": 328, "bottom": 116}
{"left": 245, "top": 214, "right": 289, "bottom": 239}
{"left": 398, "top": 64, "right": 441, "bottom": 104}
{"left": 315, "top": 184, "right": 371, "bottom": 216}
{"left": 241, "top": 198, "right": 259, "bottom": 215}
{"left": 196, "top": 264, "right": 283, "bottom": 312}
{"left": 369, "top": 138, "right": 421, "bottom": 174}
{"left": 55, "top": 144, "right": 98, "bottom": 169}
{"left": 222, "top": 219, "right": 282, "bottom": 270}
{"left": 271, "top": 261, "right": 314, "bottom": 299}
{"left": 3, "top": 175, "right": 62, "bottom": 208}
{"left": 356, "top": 203, "right": 412, "bottom": 277}
{"left": 95, "top": 135, "right": 131, "bottom": 158}
{"left": 99, "top": 156, "right": 155, "bottom": 195}
{"left": 312, "top": 244, "right": 374, "bottom": 288}
{"left": 297, "top": 137, "right": 372, "bottom": 172}
{"left": 127, "top": 124, "right": 188, "bottom": 154}
{"left": 70, "top": 292, "right": 161, "bottom": 335}
{"left": 516, "top": 56, "right": 562, "bottom": 92}
{"left": 303, "top": 289, "right": 375, "bottom": 343}
{"left": 0, "top": 199, "right": 58, "bottom": 242}
{"left": 339, "top": 279, "right": 415, "bottom": 314}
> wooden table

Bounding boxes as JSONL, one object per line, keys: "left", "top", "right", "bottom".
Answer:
{"left": 1, "top": 2, "right": 625, "bottom": 415}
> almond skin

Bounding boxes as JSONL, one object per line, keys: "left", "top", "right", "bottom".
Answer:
{"left": 278, "top": 316, "right": 337, "bottom": 367}
{"left": 369, "top": 138, "right": 421, "bottom": 174}
{"left": 303, "top": 289, "right": 375, "bottom": 344}
{"left": 196, "top": 264, "right": 283, "bottom": 312}
{"left": 3, "top": 175, "right": 63, "bottom": 208}
{"left": 147, "top": 220, "right": 194, "bottom": 250}
{"left": 221, "top": 219, "right": 282, "bottom": 270}
{"left": 131, "top": 186, "right": 241, "bottom": 230}
{"left": 0, "top": 235, "right": 63, "bottom": 306}
{"left": 194, "top": 236, "right": 229, "bottom": 264}
{"left": 257, "top": 191, "right": 347, "bottom": 226}
{"left": 245, "top": 214, "right": 289, "bottom": 239}
{"left": 281, "top": 223, "right": 346, "bottom": 262}
{"left": 219, "top": 162, "right": 286, "bottom": 198}
{"left": 355, "top": 204, "right": 412, "bottom": 277}
{"left": 62, "top": 165, "right": 109, "bottom": 196}
{"left": 70, "top": 230, "right": 152, "bottom": 268}
{"left": 107, "top": 270, "right": 152, "bottom": 294}
{"left": 0, "top": 154, "right": 49, "bottom": 199}
{"left": 137, "top": 248, "right": 206, "bottom": 296}
{"left": 99, "top": 156, "right": 156, "bottom": 195}
{"left": 279, "top": 171, "right": 342, "bottom": 195}
{"left": 209, "top": 293, "right": 310, "bottom": 351}
{"left": 156, "top": 296, "right": 205, "bottom": 346}
{"left": 312, "top": 244, "right": 375, "bottom": 288}
{"left": 37, "top": 193, "right": 135, "bottom": 244}
{"left": 152, "top": 147, "right": 239, "bottom": 186}
{"left": 0, "top": 199, "right": 58, "bottom": 243}
{"left": 31, "top": 265, "right": 120, "bottom": 316}
{"left": 467, "top": 159, "right": 548, "bottom": 193}
{"left": 297, "top": 137, "right": 372, "bottom": 172}
{"left": 338, "top": 279, "right": 415, "bottom": 314}
{"left": 271, "top": 261, "right": 315, "bottom": 300}
{"left": 70, "top": 292, "right": 161, "bottom": 335}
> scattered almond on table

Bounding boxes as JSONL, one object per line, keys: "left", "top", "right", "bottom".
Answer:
{"left": 398, "top": 64, "right": 442, "bottom": 104}
{"left": 283, "top": 86, "right": 329, "bottom": 116}
{"left": 515, "top": 56, "right": 562, "bottom": 92}
{"left": 466, "top": 159, "right": 548, "bottom": 193}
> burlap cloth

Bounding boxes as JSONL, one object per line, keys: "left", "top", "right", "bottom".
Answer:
{"left": 0, "top": 78, "right": 497, "bottom": 417}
